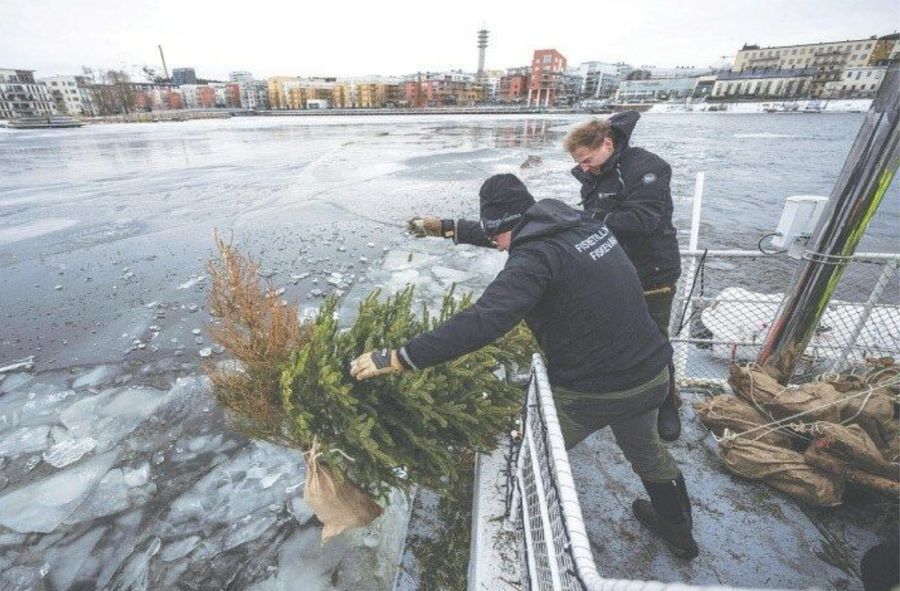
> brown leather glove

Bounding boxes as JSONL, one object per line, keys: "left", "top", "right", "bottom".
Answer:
{"left": 407, "top": 216, "right": 449, "bottom": 238}
{"left": 349, "top": 349, "right": 405, "bottom": 380}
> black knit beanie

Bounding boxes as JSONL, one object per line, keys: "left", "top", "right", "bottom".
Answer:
{"left": 479, "top": 174, "right": 535, "bottom": 236}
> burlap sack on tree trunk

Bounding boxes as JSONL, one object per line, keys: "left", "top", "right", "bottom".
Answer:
{"left": 807, "top": 422, "right": 898, "bottom": 481}
{"left": 718, "top": 430, "right": 844, "bottom": 507}
{"left": 304, "top": 445, "right": 383, "bottom": 543}
{"left": 693, "top": 395, "right": 793, "bottom": 447}
{"left": 728, "top": 364, "right": 844, "bottom": 423}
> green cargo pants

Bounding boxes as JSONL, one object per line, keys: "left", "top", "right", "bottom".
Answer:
{"left": 552, "top": 367, "right": 680, "bottom": 482}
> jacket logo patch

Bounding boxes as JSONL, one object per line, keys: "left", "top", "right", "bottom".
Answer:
{"left": 642, "top": 173, "right": 657, "bottom": 185}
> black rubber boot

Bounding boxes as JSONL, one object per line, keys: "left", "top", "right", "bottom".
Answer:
{"left": 656, "top": 377, "right": 682, "bottom": 442}
{"left": 632, "top": 475, "right": 698, "bottom": 560}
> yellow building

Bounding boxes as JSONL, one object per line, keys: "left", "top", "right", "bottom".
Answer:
{"left": 266, "top": 77, "right": 350, "bottom": 109}
{"left": 729, "top": 34, "right": 896, "bottom": 97}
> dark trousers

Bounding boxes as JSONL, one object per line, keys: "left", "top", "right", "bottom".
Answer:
{"left": 644, "top": 283, "right": 681, "bottom": 406}
{"left": 553, "top": 367, "right": 680, "bottom": 482}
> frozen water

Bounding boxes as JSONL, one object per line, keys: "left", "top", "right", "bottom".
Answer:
{"left": 0, "top": 425, "right": 50, "bottom": 458}
{"left": 431, "top": 265, "right": 475, "bottom": 286}
{"left": 45, "top": 527, "right": 107, "bottom": 591}
{"left": 0, "top": 451, "right": 118, "bottom": 533}
{"left": 42, "top": 437, "right": 97, "bottom": 468}
{"left": 59, "top": 386, "right": 172, "bottom": 452}
{"left": 159, "top": 535, "right": 201, "bottom": 562}
{"left": 71, "top": 365, "right": 116, "bottom": 389}
{"left": 64, "top": 467, "right": 131, "bottom": 524}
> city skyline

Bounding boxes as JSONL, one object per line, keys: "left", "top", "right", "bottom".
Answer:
{"left": 2, "top": 0, "right": 897, "bottom": 80}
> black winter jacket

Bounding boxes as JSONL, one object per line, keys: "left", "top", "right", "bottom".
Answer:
{"left": 449, "top": 112, "right": 680, "bottom": 289}
{"left": 401, "top": 199, "right": 671, "bottom": 394}
{"left": 570, "top": 111, "right": 681, "bottom": 289}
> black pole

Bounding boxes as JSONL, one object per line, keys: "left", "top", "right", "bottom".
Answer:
{"left": 758, "top": 64, "right": 900, "bottom": 382}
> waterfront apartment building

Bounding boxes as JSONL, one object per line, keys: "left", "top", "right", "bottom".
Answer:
{"left": 172, "top": 68, "right": 198, "bottom": 86}
{"left": 402, "top": 72, "right": 483, "bottom": 107}
{"left": 528, "top": 49, "right": 567, "bottom": 107}
{"left": 575, "top": 62, "right": 622, "bottom": 99}
{"left": 0, "top": 69, "right": 55, "bottom": 119}
{"left": 711, "top": 68, "right": 815, "bottom": 99}
{"left": 616, "top": 76, "right": 700, "bottom": 102}
{"left": 239, "top": 80, "right": 269, "bottom": 110}
{"left": 823, "top": 66, "right": 888, "bottom": 98}
{"left": 498, "top": 67, "right": 530, "bottom": 103}
{"left": 267, "top": 77, "right": 349, "bottom": 110}
{"left": 40, "top": 75, "right": 94, "bottom": 116}
{"left": 229, "top": 71, "right": 254, "bottom": 85}
{"left": 342, "top": 76, "right": 403, "bottom": 108}
{"left": 730, "top": 34, "right": 897, "bottom": 97}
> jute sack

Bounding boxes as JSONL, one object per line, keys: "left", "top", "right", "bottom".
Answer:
{"left": 718, "top": 430, "right": 844, "bottom": 507}
{"left": 766, "top": 382, "right": 844, "bottom": 424}
{"left": 693, "top": 395, "right": 793, "bottom": 447}
{"left": 838, "top": 389, "right": 896, "bottom": 449}
{"left": 728, "top": 365, "right": 844, "bottom": 423}
{"left": 807, "top": 422, "right": 898, "bottom": 481}
{"left": 728, "top": 364, "right": 783, "bottom": 407}
{"left": 304, "top": 446, "right": 384, "bottom": 543}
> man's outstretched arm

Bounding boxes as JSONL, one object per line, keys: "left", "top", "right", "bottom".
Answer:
{"left": 407, "top": 216, "right": 493, "bottom": 248}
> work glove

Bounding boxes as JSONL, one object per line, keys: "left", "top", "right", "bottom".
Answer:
{"left": 349, "top": 349, "right": 405, "bottom": 381}
{"left": 407, "top": 216, "right": 454, "bottom": 239}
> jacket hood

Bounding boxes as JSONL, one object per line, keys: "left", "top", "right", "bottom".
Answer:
{"left": 510, "top": 199, "right": 583, "bottom": 247}
{"left": 609, "top": 110, "right": 640, "bottom": 146}
{"left": 570, "top": 110, "right": 641, "bottom": 182}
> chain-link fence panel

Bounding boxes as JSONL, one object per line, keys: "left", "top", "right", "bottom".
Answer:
{"left": 669, "top": 252, "right": 900, "bottom": 386}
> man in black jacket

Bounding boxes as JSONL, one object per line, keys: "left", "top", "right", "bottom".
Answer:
{"left": 408, "top": 112, "right": 684, "bottom": 442}
{"left": 358, "top": 174, "right": 699, "bottom": 559}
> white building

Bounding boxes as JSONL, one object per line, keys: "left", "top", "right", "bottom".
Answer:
{"left": 212, "top": 84, "right": 229, "bottom": 107}
{"left": 0, "top": 69, "right": 55, "bottom": 119}
{"left": 239, "top": 81, "right": 269, "bottom": 110}
{"left": 824, "top": 66, "right": 888, "bottom": 98}
{"left": 616, "top": 76, "right": 699, "bottom": 102}
{"left": 711, "top": 68, "right": 814, "bottom": 99}
{"left": 229, "top": 71, "right": 254, "bottom": 84}
{"left": 575, "top": 61, "right": 622, "bottom": 98}
{"left": 40, "top": 75, "right": 90, "bottom": 115}
{"left": 179, "top": 84, "right": 199, "bottom": 109}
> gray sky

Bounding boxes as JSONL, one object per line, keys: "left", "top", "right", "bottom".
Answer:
{"left": 2, "top": 0, "right": 897, "bottom": 81}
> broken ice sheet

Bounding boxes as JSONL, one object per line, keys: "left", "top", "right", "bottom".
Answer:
{"left": 0, "top": 451, "right": 118, "bottom": 533}
{"left": 0, "top": 425, "right": 50, "bottom": 459}
{"left": 43, "top": 438, "right": 97, "bottom": 468}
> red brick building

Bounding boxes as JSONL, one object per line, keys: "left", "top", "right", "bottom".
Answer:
{"left": 197, "top": 86, "right": 216, "bottom": 108}
{"left": 529, "top": 49, "right": 567, "bottom": 106}
{"left": 499, "top": 68, "right": 530, "bottom": 103}
{"left": 226, "top": 83, "right": 241, "bottom": 108}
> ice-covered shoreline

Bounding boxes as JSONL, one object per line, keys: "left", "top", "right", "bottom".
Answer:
{"left": 649, "top": 97, "right": 872, "bottom": 113}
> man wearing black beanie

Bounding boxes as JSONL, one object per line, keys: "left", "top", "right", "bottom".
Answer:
{"left": 352, "top": 173, "right": 699, "bottom": 560}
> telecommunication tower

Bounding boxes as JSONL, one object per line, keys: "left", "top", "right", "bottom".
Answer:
{"left": 477, "top": 29, "right": 489, "bottom": 77}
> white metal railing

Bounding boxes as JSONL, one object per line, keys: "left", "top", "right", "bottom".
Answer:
{"left": 506, "top": 354, "right": 800, "bottom": 591}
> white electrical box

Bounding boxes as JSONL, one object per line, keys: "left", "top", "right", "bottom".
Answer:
{"left": 771, "top": 195, "right": 829, "bottom": 252}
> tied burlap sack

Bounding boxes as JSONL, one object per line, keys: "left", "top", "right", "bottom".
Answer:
{"left": 718, "top": 430, "right": 844, "bottom": 507}
{"left": 728, "top": 365, "right": 844, "bottom": 423}
{"left": 838, "top": 389, "right": 896, "bottom": 449}
{"left": 304, "top": 446, "right": 383, "bottom": 543}
{"left": 807, "top": 422, "right": 898, "bottom": 482}
{"left": 693, "top": 395, "right": 792, "bottom": 447}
